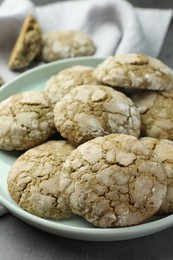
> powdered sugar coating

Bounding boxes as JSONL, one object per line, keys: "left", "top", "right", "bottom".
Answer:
{"left": 93, "top": 54, "right": 173, "bottom": 91}
{"left": 0, "top": 90, "right": 55, "bottom": 150}
{"left": 8, "top": 140, "right": 75, "bottom": 219}
{"left": 131, "top": 90, "right": 173, "bottom": 140}
{"left": 60, "top": 134, "right": 167, "bottom": 228}
{"left": 141, "top": 137, "right": 173, "bottom": 214}
{"left": 40, "top": 30, "right": 96, "bottom": 62}
{"left": 45, "top": 65, "right": 99, "bottom": 104}
{"left": 54, "top": 85, "right": 141, "bottom": 145}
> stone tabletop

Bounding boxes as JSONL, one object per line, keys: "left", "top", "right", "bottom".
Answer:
{"left": 1, "top": 0, "right": 173, "bottom": 260}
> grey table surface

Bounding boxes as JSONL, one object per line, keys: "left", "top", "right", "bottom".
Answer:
{"left": 1, "top": 0, "right": 173, "bottom": 259}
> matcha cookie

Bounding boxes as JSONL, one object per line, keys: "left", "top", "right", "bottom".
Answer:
{"left": 0, "top": 90, "right": 55, "bottom": 150}
{"left": 131, "top": 90, "right": 173, "bottom": 140}
{"left": 45, "top": 65, "right": 99, "bottom": 104}
{"left": 8, "top": 15, "right": 42, "bottom": 70}
{"left": 60, "top": 134, "right": 166, "bottom": 227}
{"left": 54, "top": 85, "right": 141, "bottom": 145}
{"left": 8, "top": 140, "right": 75, "bottom": 219}
{"left": 93, "top": 54, "right": 173, "bottom": 91}
{"left": 40, "top": 30, "right": 95, "bottom": 62}
{"left": 141, "top": 137, "right": 173, "bottom": 214}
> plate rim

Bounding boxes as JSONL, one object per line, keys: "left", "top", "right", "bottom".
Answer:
{"left": 0, "top": 56, "right": 105, "bottom": 93}
{"left": 1, "top": 193, "right": 173, "bottom": 241}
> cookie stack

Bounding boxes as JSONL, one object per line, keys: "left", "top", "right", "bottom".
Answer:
{"left": 2, "top": 53, "right": 173, "bottom": 228}
{"left": 94, "top": 53, "right": 173, "bottom": 141}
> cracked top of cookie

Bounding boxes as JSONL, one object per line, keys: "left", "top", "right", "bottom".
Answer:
{"left": 141, "top": 137, "right": 173, "bottom": 214}
{"left": 7, "top": 140, "right": 74, "bottom": 219}
{"left": 131, "top": 90, "right": 173, "bottom": 140}
{"left": 60, "top": 134, "right": 167, "bottom": 228}
{"left": 54, "top": 85, "right": 141, "bottom": 145}
{"left": 45, "top": 65, "right": 99, "bottom": 104}
{"left": 39, "top": 30, "right": 96, "bottom": 62}
{"left": 0, "top": 90, "right": 55, "bottom": 150}
{"left": 93, "top": 54, "right": 173, "bottom": 91}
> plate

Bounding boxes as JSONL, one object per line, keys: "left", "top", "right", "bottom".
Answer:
{"left": 1, "top": 57, "right": 173, "bottom": 242}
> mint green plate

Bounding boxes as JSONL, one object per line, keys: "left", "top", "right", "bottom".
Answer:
{"left": 0, "top": 57, "right": 173, "bottom": 241}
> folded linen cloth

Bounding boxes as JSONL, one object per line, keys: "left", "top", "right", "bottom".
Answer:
{"left": 0, "top": 0, "right": 172, "bottom": 82}
{"left": 0, "top": 0, "right": 172, "bottom": 216}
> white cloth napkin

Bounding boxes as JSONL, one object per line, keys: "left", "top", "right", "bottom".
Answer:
{"left": 0, "top": 0, "right": 172, "bottom": 216}
{"left": 0, "top": 0, "right": 172, "bottom": 82}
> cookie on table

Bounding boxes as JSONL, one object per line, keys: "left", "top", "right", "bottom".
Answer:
{"left": 131, "top": 90, "right": 173, "bottom": 140}
{"left": 93, "top": 54, "right": 173, "bottom": 91}
{"left": 45, "top": 65, "right": 99, "bottom": 104}
{"left": 141, "top": 137, "right": 173, "bottom": 214}
{"left": 0, "top": 90, "right": 55, "bottom": 151}
{"left": 59, "top": 134, "right": 167, "bottom": 228}
{"left": 8, "top": 140, "right": 75, "bottom": 219}
{"left": 54, "top": 85, "right": 141, "bottom": 146}
{"left": 8, "top": 15, "right": 42, "bottom": 70}
{"left": 39, "top": 30, "right": 96, "bottom": 62}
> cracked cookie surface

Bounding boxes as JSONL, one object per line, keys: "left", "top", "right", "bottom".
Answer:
{"left": 54, "top": 85, "right": 141, "bottom": 146}
{"left": 131, "top": 90, "right": 173, "bottom": 140}
{"left": 7, "top": 140, "right": 75, "bottom": 219}
{"left": 60, "top": 134, "right": 166, "bottom": 228}
{"left": 93, "top": 54, "right": 173, "bottom": 91}
{"left": 45, "top": 65, "right": 99, "bottom": 104}
{"left": 0, "top": 90, "right": 55, "bottom": 150}
{"left": 141, "top": 137, "right": 173, "bottom": 214}
{"left": 39, "top": 30, "right": 96, "bottom": 62}
{"left": 8, "top": 15, "right": 42, "bottom": 70}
